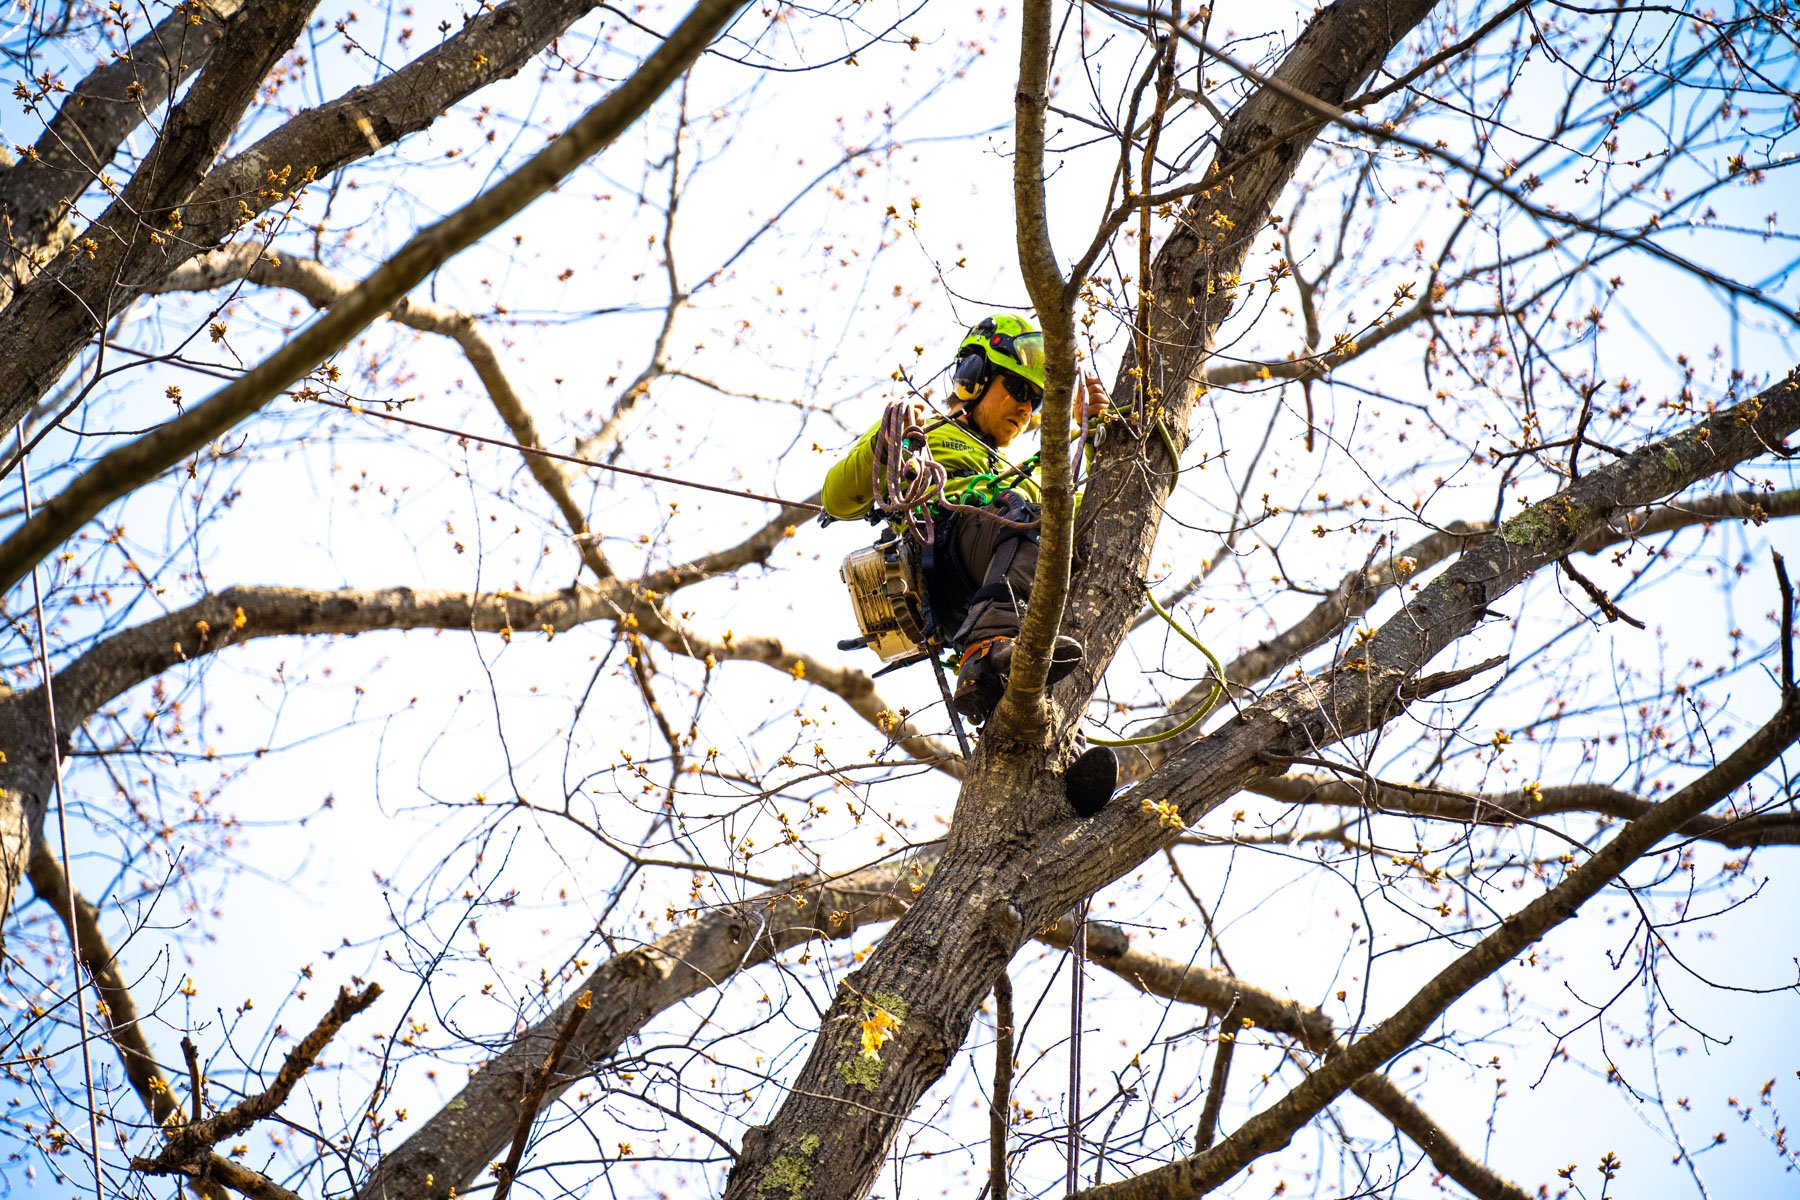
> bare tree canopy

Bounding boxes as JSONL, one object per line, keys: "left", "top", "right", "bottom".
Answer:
{"left": 0, "top": 1, "right": 1794, "bottom": 1199}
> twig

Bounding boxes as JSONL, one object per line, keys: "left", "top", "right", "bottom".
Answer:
{"left": 1194, "top": 995, "right": 1239, "bottom": 1151}
{"left": 183, "top": 1037, "right": 204, "bottom": 1125}
{"left": 990, "top": 972, "right": 1014, "bottom": 1200}
{"left": 1558, "top": 556, "right": 1647, "bottom": 629}
{"left": 1774, "top": 550, "right": 1793, "bottom": 695}
{"left": 492, "top": 989, "right": 594, "bottom": 1200}
{"left": 134, "top": 984, "right": 382, "bottom": 1174}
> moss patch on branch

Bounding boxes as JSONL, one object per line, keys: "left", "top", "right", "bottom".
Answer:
{"left": 758, "top": 1133, "right": 821, "bottom": 1199}
{"left": 835, "top": 1054, "right": 882, "bottom": 1091}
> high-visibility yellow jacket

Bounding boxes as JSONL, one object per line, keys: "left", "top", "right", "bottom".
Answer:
{"left": 822, "top": 416, "right": 1041, "bottom": 521}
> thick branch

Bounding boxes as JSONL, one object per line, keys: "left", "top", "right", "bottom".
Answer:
{"left": 0, "top": 0, "right": 244, "bottom": 303}
{"left": 44, "top": 582, "right": 631, "bottom": 730}
{"left": 1061, "top": 0, "right": 1444, "bottom": 755}
{"left": 0, "top": 0, "right": 742, "bottom": 598}
{"left": 1252, "top": 772, "right": 1800, "bottom": 849}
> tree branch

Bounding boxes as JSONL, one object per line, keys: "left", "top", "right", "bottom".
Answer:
{"left": 0, "top": 0, "right": 747, "bottom": 595}
{"left": 0, "top": 0, "right": 322, "bottom": 430}
{"left": 1121, "top": 486, "right": 1800, "bottom": 769}
{"left": 1072, "top": 688, "right": 1800, "bottom": 1199}
{"left": 153, "top": 245, "right": 619, "bottom": 581}
{"left": 718, "top": 348, "right": 1799, "bottom": 1200}
{"left": 1198, "top": 296, "right": 1434, "bottom": 387}
{"left": 997, "top": 0, "right": 1076, "bottom": 735}
{"left": 0, "top": 0, "right": 245, "bottom": 305}
{"left": 357, "top": 856, "right": 920, "bottom": 1200}
{"left": 1252, "top": 770, "right": 1800, "bottom": 850}
{"left": 25, "top": 842, "right": 181, "bottom": 1125}
{"left": 135, "top": 983, "right": 381, "bottom": 1174}
{"left": 0, "top": 0, "right": 632, "bottom": 431}
{"left": 1042, "top": 919, "right": 1530, "bottom": 1200}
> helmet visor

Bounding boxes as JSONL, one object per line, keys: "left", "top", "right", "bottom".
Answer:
{"left": 1010, "top": 331, "right": 1045, "bottom": 374}
{"left": 998, "top": 330, "right": 1046, "bottom": 408}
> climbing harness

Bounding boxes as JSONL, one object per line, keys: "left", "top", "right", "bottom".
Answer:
{"left": 841, "top": 400, "right": 1221, "bottom": 752}
{"left": 837, "top": 400, "right": 1056, "bottom": 751}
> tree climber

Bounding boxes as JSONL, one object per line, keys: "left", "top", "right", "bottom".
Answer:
{"left": 823, "top": 313, "right": 1119, "bottom": 816}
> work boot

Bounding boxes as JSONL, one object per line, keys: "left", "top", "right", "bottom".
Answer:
{"left": 951, "top": 635, "right": 1085, "bottom": 725}
{"left": 1064, "top": 744, "right": 1118, "bottom": 818}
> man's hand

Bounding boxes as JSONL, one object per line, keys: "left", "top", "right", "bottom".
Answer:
{"left": 1080, "top": 374, "right": 1110, "bottom": 424}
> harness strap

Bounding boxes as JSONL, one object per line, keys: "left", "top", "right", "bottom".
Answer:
{"left": 957, "top": 635, "right": 1010, "bottom": 673}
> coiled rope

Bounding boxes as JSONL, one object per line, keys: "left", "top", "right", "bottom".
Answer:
{"left": 870, "top": 402, "right": 1042, "bottom": 537}
{"left": 1087, "top": 585, "right": 1226, "bottom": 747}
{"left": 871, "top": 403, "right": 949, "bottom": 546}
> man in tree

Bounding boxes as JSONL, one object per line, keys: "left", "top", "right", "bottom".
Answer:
{"left": 822, "top": 313, "right": 1119, "bottom": 813}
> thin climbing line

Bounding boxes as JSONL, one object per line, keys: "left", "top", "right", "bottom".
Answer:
{"left": 17, "top": 428, "right": 105, "bottom": 1200}
{"left": 310, "top": 395, "right": 824, "bottom": 512}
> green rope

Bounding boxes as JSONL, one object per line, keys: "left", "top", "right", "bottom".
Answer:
{"left": 1087, "top": 584, "right": 1224, "bottom": 748}
{"left": 1154, "top": 419, "right": 1181, "bottom": 487}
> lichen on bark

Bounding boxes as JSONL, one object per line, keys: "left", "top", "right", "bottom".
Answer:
{"left": 835, "top": 1055, "right": 882, "bottom": 1092}
{"left": 757, "top": 1133, "right": 821, "bottom": 1199}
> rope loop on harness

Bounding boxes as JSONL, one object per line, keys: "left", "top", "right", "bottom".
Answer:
{"left": 871, "top": 403, "right": 948, "bottom": 545}
{"left": 870, "top": 402, "right": 1042, "bottom": 533}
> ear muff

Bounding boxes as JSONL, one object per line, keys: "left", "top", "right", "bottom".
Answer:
{"left": 952, "top": 350, "right": 992, "bottom": 404}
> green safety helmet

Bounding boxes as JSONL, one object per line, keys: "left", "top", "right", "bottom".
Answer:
{"left": 951, "top": 313, "right": 1045, "bottom": 408}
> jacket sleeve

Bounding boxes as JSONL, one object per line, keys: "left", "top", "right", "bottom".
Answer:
{"left": 822, "top": 422, "right": 882, "bottom": 520}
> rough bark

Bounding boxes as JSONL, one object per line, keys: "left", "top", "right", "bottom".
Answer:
{"left": 0, "top": 0, "right": 321, "bottom": 427}
{"left": 0, "top": 0, "right": 245, "bottom": 306}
